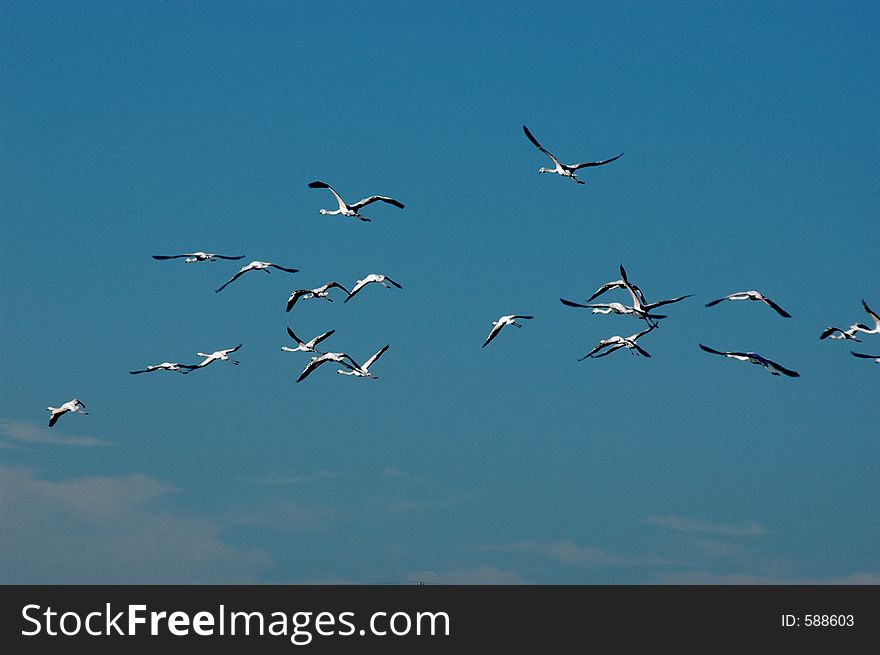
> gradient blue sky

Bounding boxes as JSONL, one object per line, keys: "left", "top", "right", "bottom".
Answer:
{"left": 1, "top": 1, "right": 877, "bottom": 584}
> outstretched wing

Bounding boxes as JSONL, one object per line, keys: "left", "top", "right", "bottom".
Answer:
{"left": 631, "top": 324, "right": 657, "bottom": 341}
{"left": 286, "top": 326, "right": 304, "bottom": 345}
{"left": 512, "top": 315, "right": 534, "bottom": 320}
{"left": 322, "top": 281, "right": 350, "bottom": 295}
{"left": 296, "top": 357, "right": 326, "bottom": 383}
{"left": 48, "top": 409, "right": 66, "bottom": 427}
{"left": 152, "top": 254, "right": 189, "bottom": 260}
{"left": 344, "top": 280, "right": 368, "bottom": 303}
{"left": 592, "top": 343, "right": 626, "bottom": 358}
{"left": 286, "top": 289, "right": 311, "bottom": 312}
{"left": 578, "top": 342, "right": 610, "bottom": 360}
{"left": 268, "top": 263, "right": 299, "bottom": 274}
{"left": 349, "top": 195, "right": 405, "bottom": 211}
{"left": 819, "top": 327, "right": 841, "bottom": 340}
{"left": 481, "top": 322, "right": 505, "bottom": 348}
{"left": 571, "top": 152, "right": 623, "bottom": 169}
{"left": 522, "top": 125, "right": 560, "bottom": 165}
{"left": 560, "top": 297, "right": 592, "bottom": 309}
{"left": 308, "top": 180, "right": 347, "bottom": 212}
{"left": 383, "top": 275, "right": 403, "bottom": 289}
{"left": 363, "top": 344, "right": 390, "bottom": 369}
{"left": 587, "top": 280, "right": 623, "bottom": 302}
{"left": 632, "top": 343, "right": 652, "bottom": 358}
{"left": 765, "top": 357, "right": 800, "bottom": 377}
{"left": 851, "top": 351, "right": 880, "bottom": 359}
{"left": 645, "top": 294, "right": 694, "bottom": 310}
{"left": 705, "top": 296, "right": 728, "bottom": 307}
{"left": 699, "top": 343, "right": 728, "bottom": 357}
{"left": 618, "top": 263, "right": 643, "bottom": 308}
{"left": 862, "top": 299, "right": 880, "bottom": 328}
{"left": 215, "top": 268, "right": 248, "bottom": 293}
{"left": 761, "top": 297, "right": 791, "bottom": 318}
{"left": 310, "top": 329, "right": 336, "bottom": 347}
{"left": 214, "top": 254, "right": 245, "bottom": 260}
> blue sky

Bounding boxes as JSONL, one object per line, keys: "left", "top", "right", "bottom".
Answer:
{"left": 1, "top": 1, "right": 877, "bottom": 583}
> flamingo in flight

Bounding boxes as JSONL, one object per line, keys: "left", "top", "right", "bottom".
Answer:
{"left": 153, "top": 252, "right": 244, "bottom": 263}
{"left": 699, "top": 344, "right": 799, "bottom": 377}
{"left": 47, "top": 399, "right": 89, "bottom": 427}
{"left": 281, "top": 327, "right": 335, "bottom": 354}
{"left": 560, "top": 298, "right": 667, "bottom": 325}
{"left": 286, "top": 282, "right": 350, "bottom": 312}
{"left": 296, "top": 352, "right": 360, "bottom": 383}
{"left": 819, "top": 326, "right": 863, "bottom": 342}
{"left": 308, "top": 180, "right": 404, "bottom": 222}
{"left": 588, "top": 278, "right": 648, "bottom": 304}
{"left": 192, "top": 344, "right": 242, "bottom": 368}
{"left": 129, "top": 362, "right": 198, "bottom": 375}
{"left": 705, "top": 290, "right": 791, "bottom": 318}
{"left": 215, "top": 261, "right": 299, "bottom": 293}
{"left": 579, "top": 325, "right": 656, "bottom": 360}
{"left": 482, "top": 315, "right": 533, "bottom": 348}
{"left": 337, "top": 344, "right": 389, "bottom": 379}
{"left": 344, "top": 274, "right": 402, "bottom": 303}
{"left": 522, "top": 125, "right": 623, "bottom": 185}
{"left": 852, "top": 300, "right": 880, "bottom": 336}
{"left": 618, "top": 264, "right": 692, "bottom": 321}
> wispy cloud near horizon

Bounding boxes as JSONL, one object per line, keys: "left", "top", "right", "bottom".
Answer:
{"left": 479, "top": 539, "right": 672, "bottom": 568}
{"left": 0, "top": 466, "right": 270, "bottom": 583}
{"left": 647, "top": 515, "right": 765, "bottom": 537}
{"left": 0, "top": 418, "right": 111, "bottom": 448}
{"left": 658, "top": 570, "right": 880, "bottom": 585}
{"left": 383, "top": 467, "right": 428, "bottom": 483}
{"left": 238, "top": 470, "right": 347, "bottom": 486}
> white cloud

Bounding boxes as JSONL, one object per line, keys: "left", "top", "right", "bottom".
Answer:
{"left": 389, "top": 495, "right": 471, "bottom": 513}
{"left": 657, "top": 570, "right": 880, "bottom": 585}
{"left": 230, "top": 501, "right": 332, "bottom": 532}
{"left": 0, "top": 418, "right": 111, "bottom": 447}
{"left": 480, "top": 540, "right": 670, "bottom": 568}
{"left": 0, "top": 466, "right": 271, "bottom": 583}
{"left": 383, "top": 467, "right": 427, "bottom": 483}
{"left": 241, "top": 470, "right": 347, "bottom": 485}
{"left": 647, "top": 515, "right": 765, "bottom": 537}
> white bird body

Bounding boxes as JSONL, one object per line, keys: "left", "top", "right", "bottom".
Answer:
{"left": 588, "top": 279, "right": 648, "bottom": 304}
{"left": 281, "top": 327, "right": 335, "bottom": 354}
{"left": 153, "top": 251, "right": 244, "bottom": 263}
{"left": 522, "top": 125, "right": 622, "bottom": 185}
{"left": 819, "top": 325, "right": 864, "bottom": 342}
{"left": 580, "top": 325, "right": 656, "bottom": 360}
{"left": 297, "top": 352, "right": 360, "bottom": 382}
{"left": 561, "top": 298, "right": 667, "bottom": 322}
{"left": 47, "top": 398, "right": 89, "bottom": 427}
{"left": 851, "top": 300, "right": 880, "bottom": 336}
{"left": 337, "top": 344, "right": 389, "bottom": 379}
{"left": 705, "top": 290, "right": 791, "bottom": 317}
{"left": 129, "top": 362, "right": 197, "bottom": 375}
{"left": 215, "top": 261, "right": 299, "bottom": 293}
{"left": 286, "top": 281, "right": 350, "bottom": 311}
{"left": 308, "top": 180, "right": 404, "bottom": 222}
{"left": 193, "top": 344, "right": 242, "bottom": 368}
{"left": 617, "top": 263, "right": 692, "bottom": 326}
{"left": 482, "top": 314, "right": 533, "bottom": 348}
{"left": 344, "top": 274, "right": 402, "bottom": 303}
{"left": 699, "top": 344, "right": 799, "bottom": 377}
